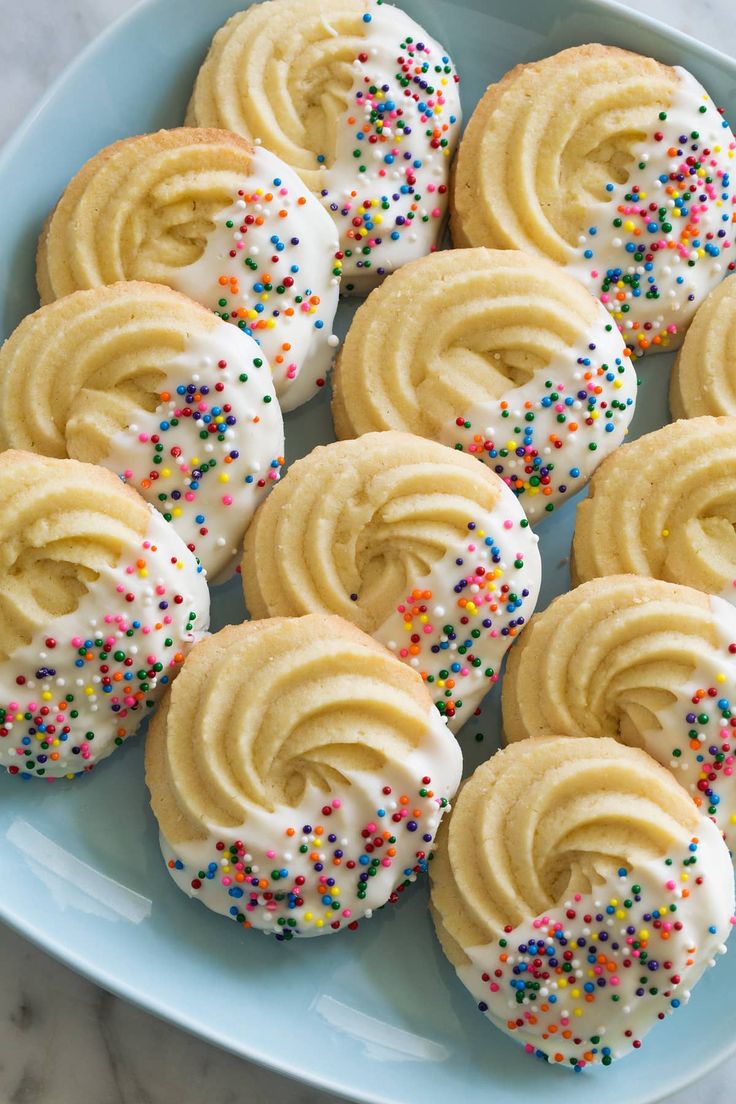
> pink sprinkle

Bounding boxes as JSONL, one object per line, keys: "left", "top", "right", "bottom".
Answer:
{"left": 503, "top": 520, "right": 513, "bottom": 530}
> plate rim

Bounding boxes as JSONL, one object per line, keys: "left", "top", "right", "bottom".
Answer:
{"left": 1, "top": 0, "right": 736, "bottom": 1101}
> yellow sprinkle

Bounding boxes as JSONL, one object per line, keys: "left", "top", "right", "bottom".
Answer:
{"left": 717, "top": 673, "right": 726, "bottom": 683}
{"left": 41, "top": 691, "right": 52, "bottom": 701}
{"left": 219, "top": 473, "right": 229, "bottom": 484}
{"left": 662, "top": 529, "right": 669, "bottom": 537}
{"left": 161, "top": 467, "right": 171, "bottom": 478}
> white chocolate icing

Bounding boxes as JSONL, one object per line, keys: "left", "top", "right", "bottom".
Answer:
{"left": 0, "top": 509, "right": 210, "bottom": 779}
{"left": 171, "top": 146, "right": 341, "bottom": 412}
{"left": 457, "top": 815, "right": 734, "bottom": 1069}
{"left": 441, "top": 302, "right": 637, "bottom": 523}
{"left": 636, "top": 594, "right": 736, "bottom": 854}
{"left": 374, "top": 497, "right": 540, "bottom": 731}
{"left": 317, "top": 2, "right": 462, "bottom": 294}
{"left": 567, "top": 66, "right": 736, "bottom": 358}
{"left": 103, "top": 325, "right": 284, "bottom": 585}
{"left": 160, "top": 706, "right": 462, "bottom": 938}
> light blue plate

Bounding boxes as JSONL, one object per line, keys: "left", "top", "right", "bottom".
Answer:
{"left": 1, "top": 1, "right": 734, "bottom": 1101}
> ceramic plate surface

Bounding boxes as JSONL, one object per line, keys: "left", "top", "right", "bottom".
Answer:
{"left": 1, "top": 1, "right": 735, "bottom": 1101}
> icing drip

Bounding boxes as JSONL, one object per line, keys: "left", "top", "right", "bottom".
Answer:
{"left": 567, "top": 67, "right": 736, "bottom": 358}
{"left": 458, "top": 818, "right": 734, "bottom": 1069}
{"left": 318, "top": 1, "right": 462, "bottom": 293}
{"left": 374, "top": 507, "right": 540, "bottom": 730}
{"left": 641, "top": 594, "right": 736, "bottom": 853}
{"left": 104, "top": 326, "right": 284, "bottom": 584}
{"left": 172, "top": 146, "right": 341, "bottom": 412}
{"left": 440, "top": 309, "right": 637, "bottom": 523}
{"left": 161, "top": 707, "right": 462, "bottom": 937}
{"left": 0, "top": 509, "right": 209, "bottom": 779}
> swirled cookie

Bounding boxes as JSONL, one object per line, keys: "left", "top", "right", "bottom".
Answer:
{"left": 0, "top": 282, "right": 284, "bottom": 583}
{"left": 146, "top": 615, "right": 462, "bottom": 937}
{"left": 572, "top": 416, "right": 736, "bottom": 601}
{"left": 332, "top": 249, "right": 637, "bottom": 521}
{"left": 452, "top": 44, "right": 736, "bottom": 358}
{"left": 242, "top": 432, "right": 541, "bottom": 731}
{"left": 36, "top": 128, "right": 340, "bottom": 410}
{"left": 430, "top": 737, "right": 734, "bottom": 1069}
{"left": 186, "top": 0, "right": 461, "bottom": 293}
{"left": 502, "top": 574, "right": 736, "bottom": 851}
{"left": 670, "top": 278, "right": 736, "bottom": 418}
{"left": 0, "top": 451, "right": 209, "bottom": 779}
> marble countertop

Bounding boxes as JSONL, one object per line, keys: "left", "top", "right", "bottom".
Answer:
{"left": 2, "top": 1, "right": 736, "bottom": 1102}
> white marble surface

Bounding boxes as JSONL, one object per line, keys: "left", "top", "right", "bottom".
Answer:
{"left": 2, "top": 1, "right": 736, "bottom": 1102}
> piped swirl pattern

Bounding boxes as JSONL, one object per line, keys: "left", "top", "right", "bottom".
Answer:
{"left": 146, "top": 615, "right": 462, "bottom": 936}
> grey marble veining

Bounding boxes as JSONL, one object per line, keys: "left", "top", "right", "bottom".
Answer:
{"left": 2, "top": 1, "right": 736, "bottom": 1102}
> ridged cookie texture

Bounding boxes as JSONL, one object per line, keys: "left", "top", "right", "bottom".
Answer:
{"left": 332, "top": 248, "right": 636, "bottom": 522}
{"left": 451, "top": 44, "right": 736, "bottom": 358}
{"left": 0, "top": 282, "right": 285, "bottom": 583}
{"left": 502, "top": 574, "right": 736, "bottom": 851}
{"left": 186, "top": 0, "right": 461, "bottom": 293}
{"left": 572, "top": 416, "right": 736, "bottom": 602}
{"left": 430, "top": 737, "right": 734, "bottom": 1069}
{"left": 146, "top": 615, "right": 462, "bottom": 937}
{"left": 36, "top": 128, "right": 340, "bottom": 410}
{"left": 670, "top": 278, "right": 736, "bottom": 419}
{"left": 242, "top": 432, "right": 541, "bottom": 732}
{"left": 0, "top": 451, "right": 209, "bottom": 779}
